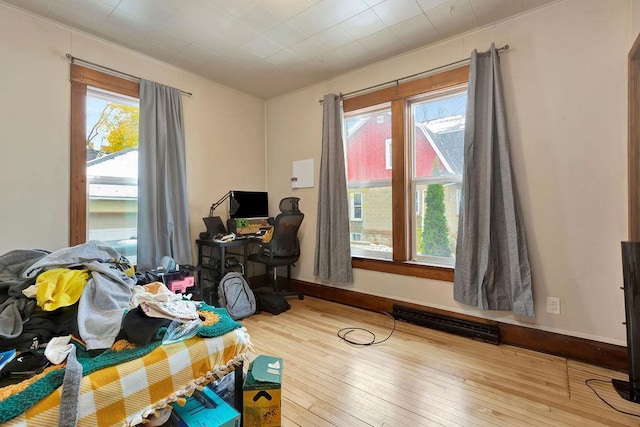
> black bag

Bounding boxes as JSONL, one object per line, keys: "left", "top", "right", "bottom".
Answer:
{"left": 256, "top": 293, "right": 290, "bottom": 315}
{"left": 1, "top": 350, "right": 49, "bottom": 378}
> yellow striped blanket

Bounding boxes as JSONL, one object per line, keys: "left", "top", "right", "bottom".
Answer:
{"left": 2, "top": 328, "right": 252, "bottom": 427}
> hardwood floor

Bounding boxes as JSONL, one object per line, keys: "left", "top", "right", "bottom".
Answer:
{"left": 240, "top": 297, "right": 640, "bottom": 426}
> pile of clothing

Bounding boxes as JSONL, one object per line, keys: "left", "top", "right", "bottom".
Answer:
{"left": 0, "top": 241, "right": 136, "bottom": 357}
{"left": 0, "top": 241, "right": 244, "bottom": 426}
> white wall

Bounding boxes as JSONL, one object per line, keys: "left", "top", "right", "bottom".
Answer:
{"left": 265, "top": 0, "right": 631, "bottom": 345}
{"left": 0, "top": 4, "right": 266, "bottom": 260}
{"left": 633, "top": 0, "right": 640, "bottom": 37}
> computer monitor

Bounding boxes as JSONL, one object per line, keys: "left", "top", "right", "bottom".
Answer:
{"left": 229, "top": 191, "right": 268, "bottom": 219}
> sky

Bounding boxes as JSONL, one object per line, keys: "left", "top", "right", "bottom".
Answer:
{"left": 86, "top": 88, "right": 139, "bottom": 150}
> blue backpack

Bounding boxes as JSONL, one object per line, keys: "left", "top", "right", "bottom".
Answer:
{"left": 218, "top": 272, "right": 256, "bottom": 320}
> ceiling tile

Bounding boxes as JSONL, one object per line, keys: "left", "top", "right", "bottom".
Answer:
{"left": 264, "top": 22, "right": 308, "bottom": 48}
{"left": 173, "top": 43, "right": 212, "bottom": 66}
{"left": 358, "top": 28, "right": 408, "bottom": 61}
{"left": 114, "top": 0, "right": 174, "bottom": 27}
{"left": 316, "top": 0, "right": 369, "bottom": 23}
{"left": 47, "top": 3, "right": 111, "bottom": 34}
{"left": 203, "top": 0, "right": 253, "bottom": 17}
{"left": 135, "top": 27, "right": 190, "bottom": 53}
{"left": 146, "top": 0, "right": 185, "bottom": 13}
{"left": 469, "top": 0, "right": 523, "bottom": 26}
{"left": 54, "top": 0, "right": 114, "bottom": 14}
{"left": 1, "top": 0, "right": 54, "bottom": 16}
{"left": 227, "top": 2, "right": 284, "bottom": 33}
{"left": 340, "top": 9, "right": 387, "bottom": 39}
{"left": 99, "top": 0, "right": 121, "bottom": 7}
{"left": 95, "top": 13, "right": 157, "bottom": 49}
{"left": 174, "top": 0, "right": 230, "bottom": 32}
{"left": 372, "top": 0, "right": 424, "bottom": 27}
{"left": 260, "top": 0, "right": 314, "bottom": 20}
{"left": 160, "top": 15, "right": 215, "bottom": 45}
{"left": 388, "top": 13, "right": 440, "bottom": 50}
{"left": 265, "top": 49, "right": 302, "bottom": 67}
{"left": 52, "top": 0, "right": 115, "bottom": 22}
{"left": 225, "top": 52, "right": 268, "bottom": 71}
{"left": 206, "top": 16, "right": 260, "bottom": 45}
{"left": 313, "top": 40, "right": 375, "bottom": 71}
{"left": 242, "top": 35, "right": 283, "bottom": 59}
{"left": 524, "top": 0, "right": 556, "bottom": 10}
{"left": 363, "top": 0, "right": 386, "bottom": 6}
{"left": 311, "top": 24, "right": 354, "bottom": 52}
{"left": 164, "top": 3, "right": 259, "bottom": 46}
{"left": 287, "top": 3, "right": 342, "bottom": 36}
{"left": 195, "top": 38, "right": 255, "bottom": 65}
{"left": 288, "top": 37, "right": 324, "bottom": 60}
{"left": 425, "top": 0, "right": 478, "bottom": 39}
{"left": 414, "top": 0, "right": 449, "bottom": 12}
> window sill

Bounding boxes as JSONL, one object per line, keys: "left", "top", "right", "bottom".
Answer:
{"left": 352, "top": 257, "right": 454, "bottom": 282}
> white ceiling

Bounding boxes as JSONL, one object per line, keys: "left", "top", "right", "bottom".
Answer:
{"left": 2, "top": 0, "right": 555, "bottom": 99}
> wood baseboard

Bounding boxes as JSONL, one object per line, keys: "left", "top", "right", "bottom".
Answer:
{"left": 285, "top": 278, "right": 627, "bottom": 372}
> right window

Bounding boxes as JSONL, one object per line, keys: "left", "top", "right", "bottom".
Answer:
{"left": 343, "top": 66, "right": 468, "bottom": 277}
{"left": 410, "top": 90, "right": 466, "bottom": 266}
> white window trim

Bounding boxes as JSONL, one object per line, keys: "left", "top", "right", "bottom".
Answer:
{"left": 351, "top": 192, "right": 363, "bottom": 221}
{"left": 385, "top": 138, "right": 392, "bottom": 170}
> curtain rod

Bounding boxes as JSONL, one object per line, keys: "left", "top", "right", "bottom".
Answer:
{"left": 318, "top": 44, "right": 509, "bottom": 103}
{"left": 65, "top": 54, "right": 193, "bottom": 97}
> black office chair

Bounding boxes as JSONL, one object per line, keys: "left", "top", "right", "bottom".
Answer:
{"left": 248, "top": 197, "right": 304, "bottom": 300}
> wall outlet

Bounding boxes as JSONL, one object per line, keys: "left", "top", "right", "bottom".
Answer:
{"left": 547, "top": 297, "right": 561, "bottom": 315}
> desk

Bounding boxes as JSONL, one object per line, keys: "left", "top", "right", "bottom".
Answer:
{"left": 196, "top": 238, "right": 258, "bottom": 303}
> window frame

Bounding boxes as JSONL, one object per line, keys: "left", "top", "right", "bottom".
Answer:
{"left": 343, "top": 65, "right": 469, "bottom": 282}
{"left": 69, "top": 65, "right": 139, "bottom": 246}
{"left": 384, "top": 138, "right": 392, "bottom": 170}
{"left": 350, "top": 192, "right": 363, "bottom": 221}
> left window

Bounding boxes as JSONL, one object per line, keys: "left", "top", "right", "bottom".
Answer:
{"left": 70, "top": 65, "right": 140, "bottom": 262}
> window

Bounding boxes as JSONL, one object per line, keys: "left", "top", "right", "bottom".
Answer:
{"left": 346, "top": 105, "right": 392, "bottom": 260}
{"left": 384, "top": 138, "right": 392, "bottom": 170}
{"left": 416, "top": 189, "right": 424, "bottom": 216}
{"left": 350, "top": 232, "right": 362, "bottom": 242}
{"left": 70, "top": 65, "right": 140, "bottom": 262}
{"left": 411, "top": 90, "right": 466, "bottom": 265}
{"left": 350, "top": 192, "right": 363, "bottom": 221}
{"left": 343, "top": 66, "right": 469, "bottom": 280}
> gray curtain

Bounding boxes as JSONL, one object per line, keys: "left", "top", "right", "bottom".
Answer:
{"left": 454, "top": 44, "right": 534, "bottom": 317}
{"left": 314, "top": 94, "right": 353, "bottom": 283}
{"left": 137, "top": 79, "right": 191, "bottom": 271}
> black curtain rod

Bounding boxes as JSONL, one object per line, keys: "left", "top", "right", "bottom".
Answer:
{"left": 319, "top": 44, "right": 509, "bottom": 103}
{"left": 65, "top": 54, "right": 193, "bottom": 97}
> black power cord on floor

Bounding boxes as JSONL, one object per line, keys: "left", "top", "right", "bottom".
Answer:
{"left": 337, "top": 311, "right": 396, "bottom": 346}
{"left": 585, "top": 378, "right": 640, "bottom": 418}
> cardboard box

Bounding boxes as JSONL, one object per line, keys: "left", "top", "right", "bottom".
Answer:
{"left": 170, "top": 386, "right": 240, "bottom": 427}
{"left": 243, "top": 355, "right": 283, "bottom": 427}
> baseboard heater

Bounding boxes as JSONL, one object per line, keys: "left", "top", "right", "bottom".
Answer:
{"left": 392, "top": 305, "right": 500, "bottom": 344}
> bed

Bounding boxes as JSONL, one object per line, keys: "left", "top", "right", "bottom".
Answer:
{"left": 0, "top": 243, "right": 253, "bottom": 427}
{"left": 0, "top": 327, "right": 251, "bottom": 427}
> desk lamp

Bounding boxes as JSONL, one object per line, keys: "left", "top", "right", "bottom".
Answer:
{"left": 209, "top": 191, "right": 240, "bottom": 217}
{"left": 201, "top": 192, "right": 241, "bottom": 239}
